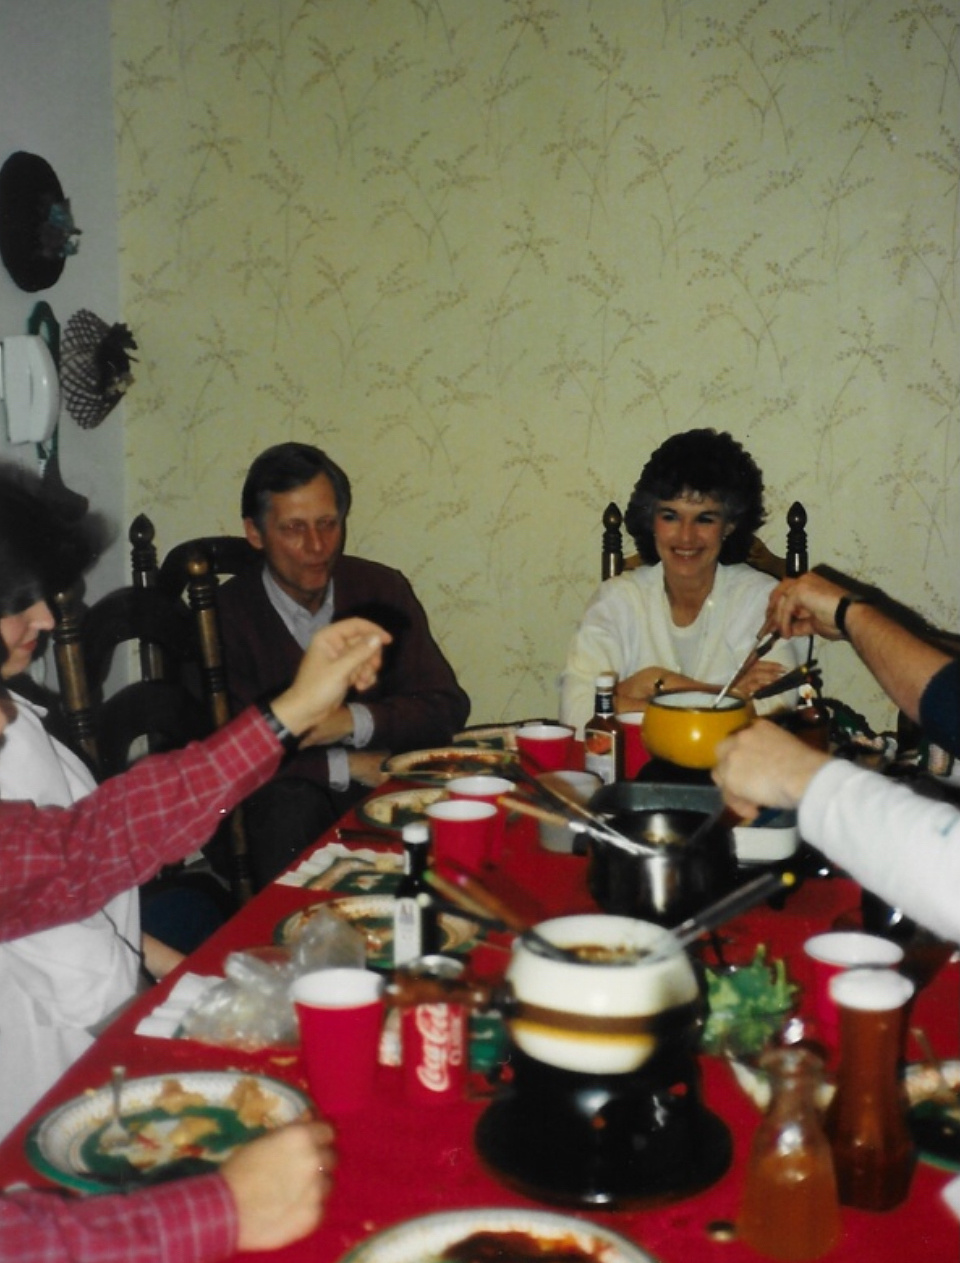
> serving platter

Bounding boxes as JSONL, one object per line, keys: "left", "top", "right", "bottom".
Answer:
{"left": 274, "top": 895, "right": 480, "bottom": 967}
{"left": 335, "top": 1207, "right": 661, "bottom": 1263}
{"left": 357, "top": 787, "right": 449, "bottom": 832}
{"left": 27, "top": 1071, "right": 310, "bottom": 1194}
{"left": 384, "top": 747, "right": 516, "bottom": 783}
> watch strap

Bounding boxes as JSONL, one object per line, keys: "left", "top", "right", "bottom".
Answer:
{"left": 257, "top": 700, "right": 301, "bottom": 752}
{"left": 834, "top": 594, "right": 871, "bottom": 640}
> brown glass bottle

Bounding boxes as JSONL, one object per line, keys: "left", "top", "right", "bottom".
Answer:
{"left": 824, "top": 967, "right": 916, "bottom": 1210}
{"left": 738, "top": 1046, "right": 842, "bottom": 1261}
{"left": 584, "top": 672, "right": 624, "bottom": 785}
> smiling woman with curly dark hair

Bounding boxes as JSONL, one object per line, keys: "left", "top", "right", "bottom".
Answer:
{"left": 559, "top": 429, "right": 802, "bottom": 736}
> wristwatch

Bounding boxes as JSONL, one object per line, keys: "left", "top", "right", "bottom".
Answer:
{"left": 834, "top": 594, "right": 872, "bottom": 640}
{"left": 257, "top": 700, "right": 301, "bottom": 752}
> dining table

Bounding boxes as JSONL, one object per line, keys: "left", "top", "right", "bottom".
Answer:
{"left": 0, "top": 776, "right": 957, "bottom": 1263}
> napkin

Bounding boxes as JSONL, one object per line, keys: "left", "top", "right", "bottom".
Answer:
{"left": 942, "top": 1173, "right": 960, "bottom": 1222}
{"left": 275, "top": 842, "right": 402, "bottom": 888}
{"left": 135, "top": 972, "right": 220, "bottom": 1039}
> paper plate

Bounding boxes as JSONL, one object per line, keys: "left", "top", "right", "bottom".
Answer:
{"left": 27, "top": 1071, "right": 310, "bottom": 1194}
{"left": 336, "top": 1208, "right": 661, "bottom": 1263}
{"left": 357, "top": 787, "right": 449, "bottom": 832}
{"left": 384, "top": 747, "right": 516, "bottom": 784}
{"left": 275, "top": 895, "right": 480, "bottom": 966}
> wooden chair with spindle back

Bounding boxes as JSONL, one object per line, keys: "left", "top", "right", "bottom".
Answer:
{"left": 150, "top": 521, "right": 260, "bottom": 902}
{"left": 601, "top": 500, "right": 809, "bottom": 582}
{"left": 51, "top": 515, "right": 254, "bottom": 908}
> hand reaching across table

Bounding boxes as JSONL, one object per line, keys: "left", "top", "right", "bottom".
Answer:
{"left": 713, "top": 720, "right": 830, "bottom": 818}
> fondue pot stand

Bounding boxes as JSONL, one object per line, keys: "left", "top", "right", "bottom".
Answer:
{"left": 585, "top": 783, "right": 738, "bottom": 927}
{"left": 474, "top": 915, "right": 731, "bottom": 1207}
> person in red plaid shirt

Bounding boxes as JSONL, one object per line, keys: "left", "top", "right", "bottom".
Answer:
{"left": 0, "top": 610, "right": 389, "bottom": 1262}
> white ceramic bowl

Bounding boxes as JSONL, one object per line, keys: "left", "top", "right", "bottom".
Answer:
{"left": 733, "top": 811, "right": 800, "bottom": 864}
{"left": 504, "top": 914, "right": 699, "bottom": 1074}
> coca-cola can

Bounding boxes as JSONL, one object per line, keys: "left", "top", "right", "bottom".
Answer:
{"left": 400, "top": 955, "right": 467, "bottom": 1105}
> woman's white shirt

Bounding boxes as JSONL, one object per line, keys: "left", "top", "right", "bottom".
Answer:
{"left": 0, "top": 694, "right": 141, "bottom": 1138}
{"left": 559, "top": 563, "right": 803, "bottom": 735}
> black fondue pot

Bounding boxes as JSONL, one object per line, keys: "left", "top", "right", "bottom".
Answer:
{"left": 474, "top": 913, "right": 731, "bottom": 1207}
{"left": 585, "top": 782, "right": 737, "bottom": 926}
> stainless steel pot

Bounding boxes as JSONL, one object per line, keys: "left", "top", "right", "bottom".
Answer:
{"left": 585, "top": 782, "right": 737, "bottom": 927}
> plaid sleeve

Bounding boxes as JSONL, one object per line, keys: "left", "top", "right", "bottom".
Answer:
{"left": 0, "top": 709, "right": 281, "bottom": 942}
{"left": 0, "top": 1174, "right": 237, "bottom": 1263}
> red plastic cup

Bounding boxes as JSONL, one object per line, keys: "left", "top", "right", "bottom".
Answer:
{"left": 426, "top": 799, "right": 497, "bottom": 877}
{"left": 292, "top": 968, "right": 385, "bottom": 1118}
{"left": 803, "top": 932, "right": 903, "bottom": 1048}
{"left": 617, "top": 711, "right": 650, "bottom": 779}
{"left": 446, "top": 775, "right": 515, "bottom": 863}
{"left": 515, "top": 723, "right": 575, "bottom": 773}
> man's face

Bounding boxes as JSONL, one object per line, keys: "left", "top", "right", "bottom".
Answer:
{"left": 244, "top": 473, "right": 345, "bottom": 613}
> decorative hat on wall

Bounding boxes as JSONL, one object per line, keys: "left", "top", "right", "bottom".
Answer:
{"left": 0, "top": 151, "right": 82, "bottom": 292}
{"left": 61, "top": 309, "right": 138, "bottom": 429}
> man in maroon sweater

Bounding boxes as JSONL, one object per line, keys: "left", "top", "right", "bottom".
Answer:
{"left": 217, "top": 442, "right": 470, "bottom": 886}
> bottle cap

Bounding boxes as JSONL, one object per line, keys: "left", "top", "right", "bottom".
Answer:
{"left": 401, "top": 822, "right": 430, "bottom": 844}
{"left": 595, "top": 672, "right": 617, "bottom": 689}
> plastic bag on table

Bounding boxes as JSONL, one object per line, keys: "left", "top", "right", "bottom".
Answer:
{"left": 180, "top": 949, "right": 298, "bottom": 1050}
{"left": 291, "top": 906, "right": 367, "bottom": 973}
{"left": 179, "top": 910, "right": 368, "bottom": 1049}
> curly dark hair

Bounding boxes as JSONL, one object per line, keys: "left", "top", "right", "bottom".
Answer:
{"left": 623, "top": 429, "right": 766, "bottom": 566}
{"left": 0, "top": 464, "right": 105, "bottom": 618}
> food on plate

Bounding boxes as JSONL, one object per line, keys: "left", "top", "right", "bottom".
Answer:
{"left": 228, "top": 1076, "right": 285, "bottom": 1128}
{"left": 442, "top": 1231, "right": 614, "bottom": 1263}
{"left": 276, "top": 895, "right": 479, "bottom": 969}
{"left": 165, "top": 1114, "right": 220, "bottom": 1149}
{"left": 385, "top": 747, "right": 515, "bottom": 781}
{"left": 362, "top": 788, "right": 447, "bottom": 829}
{"left": 416, "top": 753, "right": 499, "bottom": 773}
{"left": 93, "top": 1075, "right": 283, "bottom": 1170}
{"left": 155, "top": 1078, "right": 208, "bottom": 1112}
{"left": 701, "top": 945, "right": 797, "bottom": 1057}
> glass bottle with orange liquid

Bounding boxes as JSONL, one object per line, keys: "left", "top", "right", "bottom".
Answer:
{"left": 738, "top": 1046, "right": 842, "bottom": 1260}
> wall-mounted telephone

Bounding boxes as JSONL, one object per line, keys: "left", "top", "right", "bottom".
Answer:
{"left": 0, "top": 333, "right": 60, "bottom": 445}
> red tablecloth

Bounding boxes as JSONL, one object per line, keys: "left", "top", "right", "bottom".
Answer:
{"left": 0, "top": 809, "right": 956, "bottom": 1263}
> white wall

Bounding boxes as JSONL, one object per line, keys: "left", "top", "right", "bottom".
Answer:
{"left": 0, "top": 0, "right": 125, "bottom": 606}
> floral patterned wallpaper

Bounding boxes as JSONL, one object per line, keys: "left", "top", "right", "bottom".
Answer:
{"left": 113, "top": 0, "right": 958, "bottom": 730}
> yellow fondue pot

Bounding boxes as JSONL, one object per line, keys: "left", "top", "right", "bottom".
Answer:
{"left": 642, "top": 689, "right": 753, "bottom": 769}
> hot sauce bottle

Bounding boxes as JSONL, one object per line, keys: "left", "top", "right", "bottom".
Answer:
{"left": 584, "top": 672, "right": 624, "bottom": 785}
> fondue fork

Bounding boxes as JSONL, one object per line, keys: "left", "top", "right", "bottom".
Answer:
{"left": 646, "top": 870, "right": 796, "bottom": 963}
{"left": 507, "top": 764, "right": 660, "bottom": 857}
{"left": 713, "top": 629, "right": 781, "bottom": 708}
{"left": 100, "top": 1065, "right": 132, "bottom": 1151}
